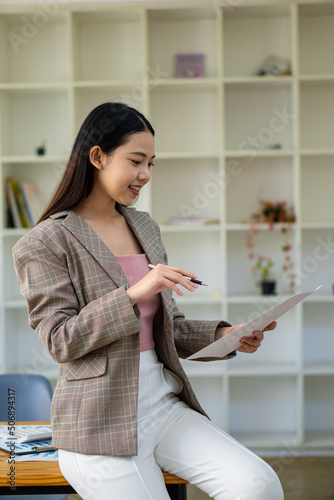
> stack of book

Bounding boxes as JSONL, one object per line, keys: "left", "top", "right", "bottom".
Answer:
{"left": 5, "top": 178, "right": 41, "bottom": 229}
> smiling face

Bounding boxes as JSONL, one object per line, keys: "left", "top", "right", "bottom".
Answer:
{"left": 91, "top": 131, "right": 155, "bottom": 207}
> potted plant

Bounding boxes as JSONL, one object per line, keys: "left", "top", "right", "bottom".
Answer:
{"left": 249, "top": 253, "right": 276, "bottom": 295}
{"left": 245, "top": 199, "right": 296, "bottom": 295}
{"left": 36, "top": 139, "right": 47, "bottom": 156}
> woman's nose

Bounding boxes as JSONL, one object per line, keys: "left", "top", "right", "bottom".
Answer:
{"left": 138, "top": 165, "right": 151, "bottom": 181}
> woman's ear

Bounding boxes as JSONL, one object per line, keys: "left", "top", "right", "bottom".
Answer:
{"left": 89, "top": 146, "right": 104, "bottom": 170}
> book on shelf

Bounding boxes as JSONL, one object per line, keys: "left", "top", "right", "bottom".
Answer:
{"left": 5, "top": 178, "right": 22, "bottom": 228}
{"left": 167, "top": 216, "right": 219, "bottom": 225}
{"left": 175, "top": 53, "right": 206, "bottom": 78}
{"left": 21, "top": 181, "right": 41, "bottom": 226}
{"left": 5, "top": 178, "right": 40, "bottom": 229}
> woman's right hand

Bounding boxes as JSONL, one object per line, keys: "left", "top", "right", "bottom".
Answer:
{"left": 126, "top": 263, "right": 199, "bottom": 305}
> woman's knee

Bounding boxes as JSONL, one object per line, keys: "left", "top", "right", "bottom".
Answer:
{"left": 244, "top": 460, "right": 284, "bottom": 500}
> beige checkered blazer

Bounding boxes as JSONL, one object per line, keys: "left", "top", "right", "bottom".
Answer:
{"left": 13, "top": 206, "right": 233, "bottom": 456}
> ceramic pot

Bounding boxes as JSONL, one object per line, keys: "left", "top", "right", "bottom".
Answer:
{"left": 261, "top": 280, "right": 276, "bottom": 295}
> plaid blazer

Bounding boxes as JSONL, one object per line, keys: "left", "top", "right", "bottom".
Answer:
{"left": 12, "top": 206, "right": 233, "bottom": 456}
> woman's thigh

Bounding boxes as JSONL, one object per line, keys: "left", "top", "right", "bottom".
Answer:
{"left": 155, "top": 409, "right": 284, "bottom": 500}
{"left": 58, "top": 448, "right": 171, "bottom": 500}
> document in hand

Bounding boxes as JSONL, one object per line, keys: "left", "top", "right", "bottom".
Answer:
{"left": 187, "top": 286, "right": 321, "bottom": 360}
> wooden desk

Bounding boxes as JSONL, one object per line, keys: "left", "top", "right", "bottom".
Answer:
{"left": 0, "top": 422, "right": 187, "bottom": 499}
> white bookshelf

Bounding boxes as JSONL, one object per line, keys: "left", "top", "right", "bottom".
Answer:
{"left": 0, "top": 1, "right": 334, "bottom": 451}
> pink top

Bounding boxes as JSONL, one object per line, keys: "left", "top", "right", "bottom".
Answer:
{"left": 116, "top": 254, "right": 161, "bottom": 352}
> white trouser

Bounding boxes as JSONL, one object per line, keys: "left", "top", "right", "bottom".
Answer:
{"left": 58, "top": 349, "right": 283, "bottom": 500}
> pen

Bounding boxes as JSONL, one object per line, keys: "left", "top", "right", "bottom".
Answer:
{"left": 148, "top": 264, "right": 208, "bottom": 286}
{"left": 32, "top": 446, "right": 57, "bottom": 453}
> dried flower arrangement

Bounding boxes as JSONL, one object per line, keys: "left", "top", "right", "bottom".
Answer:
{"left": 246, "top": 200, "right": 296, "bottom": 294}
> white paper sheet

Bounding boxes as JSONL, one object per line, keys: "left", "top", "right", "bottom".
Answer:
{"left": 187, "top": 286, "right": 321, "bottom": 360}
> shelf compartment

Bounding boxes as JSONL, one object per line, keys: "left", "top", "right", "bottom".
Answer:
{"left": 300, "top": 81, "right": 334, "bottom": 150}
{"left": 161, "top": 231, "right": 222, "bottom": 297}
{"left": 181, "top": 359, "right": 227, "bottom": 378}
{"left": 225, "top": 155, "right": 294, "bottom": 225}
{"left": 150, "top": 158, "right": 221, "bottom": 226}
{"left": 187, "top": 375, "right": 226, "bottom": 428}
{"left": 230, "top": 431, "right": 299, "bottom": 449}
{"left": 0, "top": 88, "right": 70, "bottom": 157}
{"left": 72, "top": 10, "right": 144, "bottom": 82}
{"left": 1, "top": 161, "right": 63, "bottom": 231}
{"left": 148, "top": 7, "right": 219, "bottom": 80}
{"left": 2, "top": 235, "right": 25, "bottom": 301}
{"left": 223, "top": 5, "right": 292, "bottom": 78}
{"left": 304, "top": 375, "right": 334, "bottom": 446}
{"left": 227, "top": 303, "right": 299, "bottom": 371}
{"left": 4, "top": 307, "right": 58, "bottom": 375}
{"left": 224, "top": 82, "right": 294, "bottom": 151}
{"left": 228, "top": 362, "right": 298, "bottom": 377}
{"left": 226, "top": 229, "right": 297, "bottom": 296}
{"left": 300, "top": 228, "right": 334, "bottom": 295}
{"left": 229, "top": 375, "right": 299, "bottom": 447}
{"left": 300, "top": 155, "right": 334, "bottom": 224}
{"left": 149, "top": 86, "right": 220, "bottom": 155}
{"left": 298, "top": 4, "right": 334, "bottom": 77}
{"left": 175, "top": 302, "right": 222, "bottom": 322}
{"left": 303, "top": 302, "right": 334, "bottom": 369}
{"left": 0, "top": 13, "right": 69, "bottom": 84}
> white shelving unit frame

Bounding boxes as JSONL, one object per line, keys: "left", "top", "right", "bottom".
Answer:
{"left": 0, "top": 1, "right": 333, "bottom": 451}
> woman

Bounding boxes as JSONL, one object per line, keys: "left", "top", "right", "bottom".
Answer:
{"left": 13, "top": 103, "right": 283, "bottom": 500}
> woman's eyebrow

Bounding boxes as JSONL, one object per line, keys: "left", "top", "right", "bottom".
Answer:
{"left": 129, "top": 152, "right": 156, "bottom": 159}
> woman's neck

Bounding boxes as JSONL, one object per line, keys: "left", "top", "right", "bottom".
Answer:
{"left": 74, "top": 194, "right": 119, "bottom": 224}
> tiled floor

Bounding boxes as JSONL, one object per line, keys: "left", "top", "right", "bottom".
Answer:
{"left": 68, "top": 456, "right": 334, "bottom": 499}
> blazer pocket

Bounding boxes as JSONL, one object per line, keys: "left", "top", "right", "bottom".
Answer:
{"left": 65, "top": 355, "right": 108, "bottom": 381}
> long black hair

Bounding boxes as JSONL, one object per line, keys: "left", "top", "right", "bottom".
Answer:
{"left": 38, "top": 102, "right": 155, "bottom": 223}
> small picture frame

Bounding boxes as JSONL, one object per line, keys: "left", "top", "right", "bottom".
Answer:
{"left": 175, "top": 53, "right": 206, "bottom": 78}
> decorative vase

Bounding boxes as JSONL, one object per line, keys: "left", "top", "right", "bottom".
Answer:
{"left": 261, "top": 280, "right": 276, "bottom": 295}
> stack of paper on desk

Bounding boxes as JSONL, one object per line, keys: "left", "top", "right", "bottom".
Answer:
{"left": 0, "top": 425, "right": 57, "bottom": 461}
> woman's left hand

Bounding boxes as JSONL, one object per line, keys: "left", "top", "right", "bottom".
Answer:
{"left": 215, "top": 321, "right": 277, "bottom": 354}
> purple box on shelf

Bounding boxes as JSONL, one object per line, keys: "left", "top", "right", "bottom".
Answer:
{"left": 175, "top": 53, "right": 206, "bottom": 78}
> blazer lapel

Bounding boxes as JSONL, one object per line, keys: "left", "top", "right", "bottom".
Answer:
{"left": 51, "top": 210, "right": 128, "bottom": 288}
{"left": 118, "top": 205, "right": 166, "bottom": 267}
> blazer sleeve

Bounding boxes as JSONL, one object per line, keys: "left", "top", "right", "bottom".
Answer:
{"left": 13, "top": 234, "right": 141, "bottom": 363}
